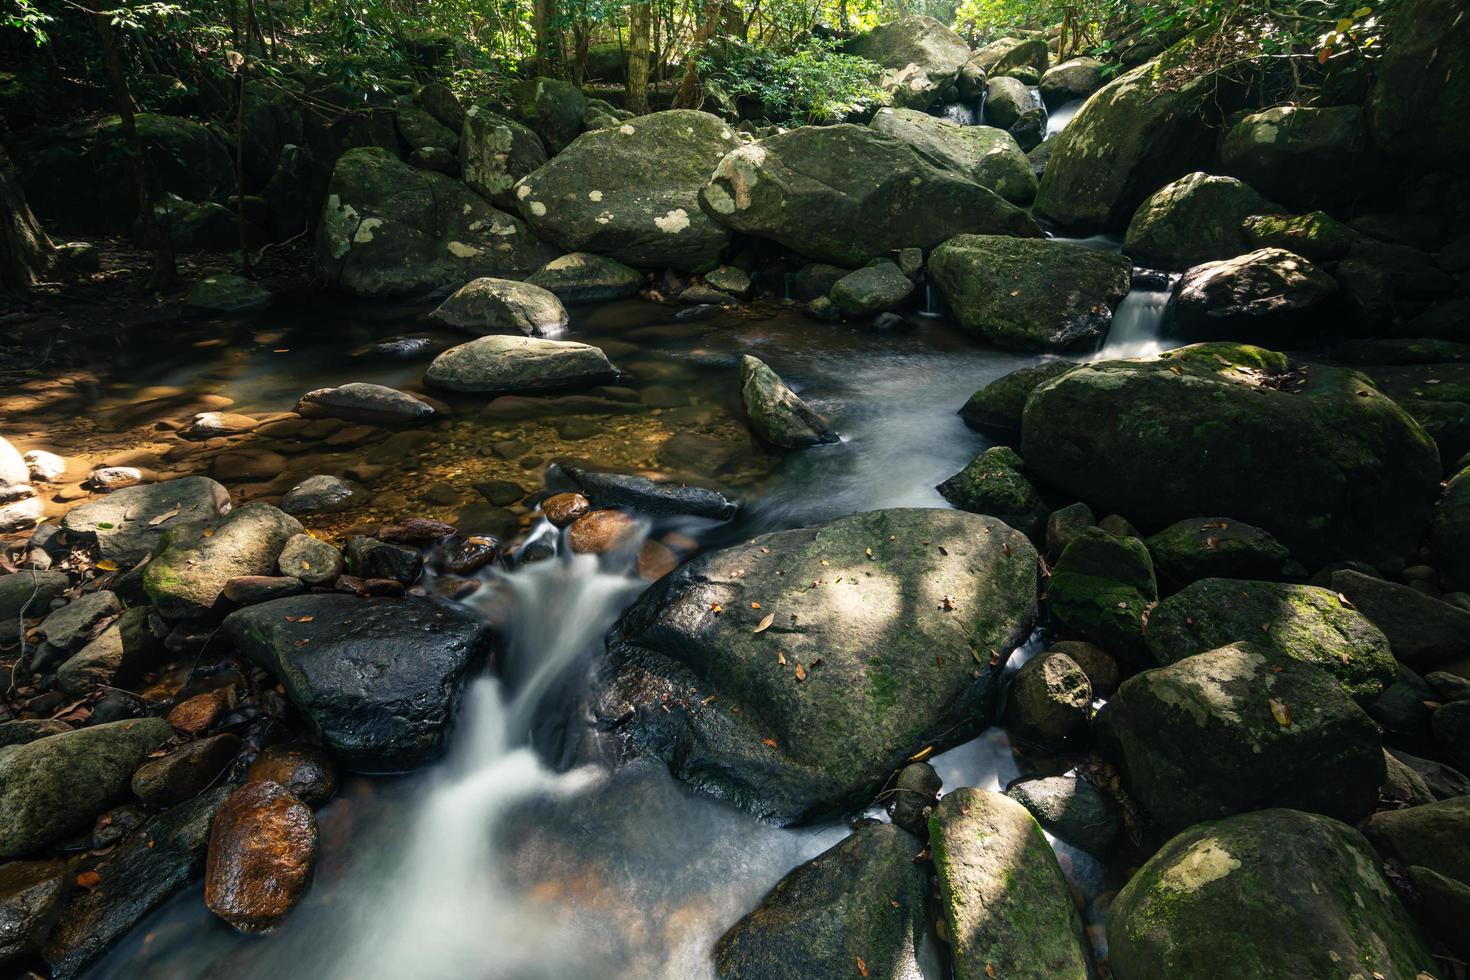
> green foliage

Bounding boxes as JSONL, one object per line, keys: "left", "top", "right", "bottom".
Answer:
{"left": 700, "top": 35, "right": 889, "bottom": 124}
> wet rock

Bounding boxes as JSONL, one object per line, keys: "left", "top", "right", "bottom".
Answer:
{"left": 41, "top": 787, "right": 230, "bottom": 979}
{"left": 0, "top": 719, "right": 71, "bottom": 749}
{"left": 212, "top": 448, "right": 286, "bottom": 483}
{"left": 1020, "top": 344, "right": 1442, "bottom": 568}
{"left": 376, "top": 517, "right": 456, "bottom": 544}
{"left": 929, "top": 234, "right": 1131, "bottom": 351}
{"left": 937, "top": 445, "right": 1048, "bottom": 539}
{"left": 713, "top": 822, "right": 929, "bottom": 979}
{"left": 1108, "top": 643, "right": 1383, "bottom": 833}
{"left": 130, "top": 733, "right": 240, "bottom": 808}
{"left": 541, "top": 492, "right": 590, "bottom": 527}
{"left": 868, "top": 107, "right": 1037, "bottom": 206}
{"left": 1220, "top": 105, "right": 1373, "bottom": 210}
{"left": 246, "top": 742, "right": 336, "bottom": 809}
{"left": 567, "top": 509, "right": 640, "bottom": 554}
{"left": 181, "top": 412, "right": 258, "bottom": 439}
{"left": 343, "top": 536, "right": 422, "bottom": 585}
{"left": 145, "top": 503, "right": 302, "bottom": 620}
{"left": 1006, "top": 651, "right": 1091, "bottom": 746}
{"left": 1005, "top": 775, "right": 1121, "bottom": 854}
{"left": 166, "top": 689, "right": 229, "bottom": 735}
{"left": 1108, "top": 809, "right": 1435, "bottom": 979}
{"left": 1144, "top": 517, "right": 1291, "bottom": 591}
{"left": 1169, "top": 247, "right": 1338, "bottom": 343}
{"left": 276, "top": 533, "right": 344, "bottom": 587}
{"left": 525, "top": 252, "right": 642, "bottom": 303}
{"left": 434, "top": 535, "right": 502, "bottom": 575}
{"left": 847, "top": 15, "right": 970, "bottom": 110}
{"left": 429, "top": 277, "right": 568, "bottom": 337}
{"left": 560, "top": 465, "right": 739, "bottom": 520}
{"left": 296, "top": 382, "right": 434, "bottom": 425}
{"left": 930, "top": 788, "right": 1090, "bottom": 980}
{"left": 0, "top": 717, "right": 172, "bottom": 857}
{"left": 186, "top": 274, "right": 271, "bottom": 312}
{"left": 1123, "top": 172, "right": 1277, "bottom": 270}
{"left": 604, "top": 509, "right": 1038, "bottom": 823}
{"left": 958, "top": 361, "right": 1076, "bottom": 441}
{"left": 222, "top": 594, "right": 491, "bottom": 771}
{"left": 0, "top": 859, "right": 68, "bottom": 963}
{"left": 425, "top": 334, "right": 617, "bottom": 395}
{"left": 55, "top": 606, "right": 161, "bottom": 696}
{"left": 1330, "top": 569, "right": 1470, "bottom": 669}
{"left": 204, "top": 781, "right": 317, "bottom": 932}
{"left": 278, "top": 474, "right": 359, "bottom": 516}
{"left": 1039, "top": 57, "right": 1104, "bottom": 108}
{"left": 1047, "top": 527, "right": 1157, "bottom": 662}
{"left": 829, "top": 261, "right": 914, "bottom": 317}
{"left": 221, "top": 575, "right": 306, "bottom": 606}
{"left": 889, "top": 762, "right": 941, "bottom": 837}
{"left": 61, "top": 476, "right": 232, "bottom": 563}
{"left": 705, "top": 266, "right": 753, "bottom": 299}
{"left": 739, "top": 354, "right": 839, "bottom": 449}
{"left": 700, "top": 125, "right": 1041, "bottom": 268}
{"left": 0, "top": 570, "right": 69, "bottom": 621}
{"left": 680, "top": 285, "right": 736, "bottom": 305}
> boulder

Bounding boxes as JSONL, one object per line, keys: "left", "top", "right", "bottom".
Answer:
{"left": 1108, "top": 642, "right": 1383, "bottom": 833}
{"left": 1144, "top": 579, "right": 1397, "bottom": 702}
{"left": 867, "top": 108, "right": 1037, "bottom": 206}
{"left": 424, "top": 335, "right": 617, "bottom": 395}
{"left": 343, "top": 537, "right": 423, "bottom": 585}
{"left": 936, "top": 445, "right": 1048, "bottom": 539}
{"left": 712, "top": 822, "right": 929, "bottom": 979}
{"left": 35, "top": 591, "right": 121, "bottom": 656}
{"left": 185, "top": 273, "right": 271, "bottom": 312}
{"left": 1220, "top": 105, "right": 1374, "bottom": 209}
{"left": 1005, "top": 775, "right": 1122, "bottom": 854}
{"left": 514, "top": 110, "right": 742, "bottom": 271}
{"left": 1019, "top": 343, "right": 1442, "bottom": 567}
{"left": 276, "top": 533, "right": 344, "bottom": 586}
{"left": 1168, "top": 247, "right": 1338, "bottom": 343}
{"left": 89, "top": 113, "right": 235, "bottom": 229}
{"left": 0, "top": 859, "right": 68, "bottom": 963}
{"left": 60, "top": 476, "right": 231, "bottom": 563}
{"left": 1408, "top": 865, "right": 1470, "bottom": 959}
{"left": 1047, "top": 526, "right": 1158, "bottom": 661}
{"left": 846, "top": 16, "right": 971, "bottom": 110}
{"left": 280, "top": 475, "right": 360, "bottom": 516}
{"left": 144, "top": 502, "right": 302, "bottom": 620}
{"left": 930, "top": 788, "right": 1090, "bottom": 980}
{"left": 1363, "top": 796, "right": 1470, "bottom": 885}
{"left": 739, "top": 354, "right": 839, "bottom": 449}
{"left": 1431, "top": 463, "right": 1470, "bottom": 590}
{"left": 559, "top": 465, "right": 739, "bottom": 520}
{"left": 1435, "top": 700, "right": 1470, "bottom": 770}
{"left": 1357, "top": 361, "right": 1470, "bottom": 469}
{"left": 1368, "top": 0, "right": 1470, "bottom": 174}
{"left": 1045, "top": 503, "right": 1096, "bottom": 561}
{"left": 829, "top": 261, "right": 914, "bottom": 317}
{"left": 415, "top": 81, "right": 464, "bottom": 131}
{"left": 601, "top": 509, "right": 1038, "bottom": 823}
{"left": 1005, "top": 651, "right": 1091, "bottom": 746}
{"left": 1331, "top": 569, "right": 1470, "bottom": 669}
{"left": 129, "top": 733, "right": 240, "bottom": 808}
{"left": 222, "top": 594, "right": 491, "bottom": 771}
{"left": 245, "top": 742, "right": 337, "bottom": 809}
{"left": 1123, "top": 172, "right": 1277, "bottom": 269}
{"left": 1039, "top": 57, "right": 1105, "bottom": 108}
{"left": 1144, "top": 517, "right": 1291, "bottom": 590}
{"left": 0, "top": 569, "right": 69, "bottom": 622}
{"left": 315, "top": 147, "right": 556, "bottom": 298}
{"left": 428, "top": 277, "right": 568, "bottom": 336}
{"left": 929, "top": 234, "right": 1131, "bottom": 351}
{"left": 958, "top": 360, "right": 1075, "bottom": 438}
{"left": 460, "top": 105, "right": 546, "bottom": 210}
{"left": 204, "top": 781, "right": 317, "bottom": 932}
{"left": 55, "top": 606, "right": 161, "bottom": 696}
{"left": 295, "top": 382, "right": 434, "bottom": 424}
{"left": 699, "top": 125, "right": 1041, "bottom": 267}
{"left": 1241, "top": 211, "right": 1355, "bottom": 262}
{"left": 526, "top": 252, "right": 642, "bottom": 303}
{"left": 0, "top": 718, "right": 172, "bottom": 857}
{"left": 512, "top": 76, "right": 586, "bottom": 154}
{"left": 983, "top": 76, "right": 1035, "bottom": 129}
{"left": 993, "top": 38, "right": 1048, "bottom": 78}
{"left": 1108, "top": 809, "right": 1436, "bottom": 979}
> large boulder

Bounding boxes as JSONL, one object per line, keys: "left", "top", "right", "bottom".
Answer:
{"left": 1330, "top": 569, "right": 1470, "bottom": 669}
{"left": 1005, "top": 775, "right": 1122, "bottom": 855}
{"left": 1430, "top": 463, "right": 1470, "bottom": 590}
{"left": 144, "top": 503, "right": 302, "bottom": 620}
{"left": 1047, "top": 526, "right": 1157, "bottom": 661}
{"left": 60, "top": 476, "right": 231, "bottom": 563}
{"left": 993, "top": 38, "right": 1048, "bottom": 78}
{"left": 1039, "top": 57, "right": 1105, "bottom": 108}
{"left": 739, "top": 355, "right": 838, "bottom": 449}
{"left": 514, "top": 110, "right": 741, "bottom": 272}
{"left": 459, "top": 104, "right": 546, "bottom": 210}
{"left": 829, "top": 261, "right": 914, "bottom": 316}
{"left": 1363, "top": 796, "right": 1470, "bottom": 885}
{"left": 936, "top": 446, "right": 1048, "bottom": 539}
{"left": 428, "top": 277, "right": 568, "bottom": 336}
{"left": 1019, "top": 343, "right": 1442, "bottom": 567}
{"left": 1036, "top": 57, "right": 1231, "bottom": 232}
{"left": 1107, "top": 643, "right": 1383, "bottom": 833}
{"left": 89, "top": 113, "right": 235, "bottom": 229}
{"left": 1108, "top": 809, "right": 1436, "bottom": 979}
{"left": 525, "top": 252, "right": 642, "bottom": 303}
{"left": 1144, "top": 517, "right": 1291, "bottom": 590}
{"left": 983, "top": 76, "right": 1036, "bottom": 129}
{"left": 929, "top": 789, "right": 1090, "bottom": 980}
{"left": 0, "top": 718, "right": 172, "bottom": 857}
{"left": 1368, "top": 0, "right": 1470, "bottom": 174}
{"left": 1144, "top": 579, "right": 1398, "bottom": 702}
{"left": 958, "top": 360, "right": 1076, "bottom": 439}
{"left": 867, "top": 108, "right": 1038, "bottom": 205}
{"left": 928, "top": 234, "right": 1131, "bottom": 351}
{"left": 601, "top": 509, "right": 1039, "bottom": 823}
{"left": 222, "top": 594, "right": 491, "bottom": 772}
{"left": 1220, "top": 105, "right": 1374, "bottom": 209}
{"left": 699, "top": 125, "right": 1041, "bottom": 267}
{"left": 1167, "top": 247, "right": 1338, "bottom": 343}
{"left": 845, "top": 16, "right": 971, "bottom": 110}
{"left": 512, "top": 77, "right": 586, "bottom": 154}
{"left": 1123, "top": 172, "right": 1277, "bottom": 269}
{"left": 424, "top": 335, "right": 617, "bottom": 395}
{"left": 712, "top": 822, "right": 929, "bottom": 979}
{"left": 316, "top": 147, "right": 556, "bottom": 298}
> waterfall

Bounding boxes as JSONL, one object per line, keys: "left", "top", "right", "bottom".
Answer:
{"left": 1045, "top": 98, "right": 1083, "bottom": 139}
{"left": 1098, "top": 272, "right": 1178, "bottom": 359}
{"left": 938, "top": 101, "right": 980, "bottom": 126}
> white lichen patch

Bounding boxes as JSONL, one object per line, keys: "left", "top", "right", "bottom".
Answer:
{"left": 446, "top": 241, "right": 484, "bottom": 258}
{"left": 1160, "top": 838, "right": 1240, "bottom": 893}
{"left": 654, "top": 208, "right": 690, "bottom": 234}
{"left": 516, "top": 184, "right": 532, "bottom": 200}
{"left": 489, "top": 222, "right": 517, "bottom": 236}
{"left": 353, "top": 218, "right": 384, "bottom": 244}
{"left": 463, "top": 203, "right": 474, "bottom": 215}
{"left": 595, "top": 210, "right": 614, "bottom": 225}
{"left": 588, "top": 190, "right": 603, "bottom": 202}
{"left": 530, "top": 201, "right": 547, "bottom": 217}
{"left": 619, "top": 124, "right": 636, "bottom": 135}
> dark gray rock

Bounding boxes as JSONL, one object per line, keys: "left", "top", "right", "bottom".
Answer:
{"left": 560, "top": 465, "right": 738, "bottom": 520}
{"left": 1006, "top": 775, "right": 1122, "bottom": 854}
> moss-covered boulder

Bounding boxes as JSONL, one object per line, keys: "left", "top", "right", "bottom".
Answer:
{"left": 983, "top": 76, "right": 1036, "bottom": 129}
{"left": 1357, "top": 361, "right": 1470, "bottom": 470}
{"left": 845, "top": 15, "right": 971, "bottom": 110}
{"left": 515, "top": 110, "right": 741, "bottom": 272}
{"left": 512, "top": 76, "right": 586, "bottom": 154}
{"left": 713, "top": 822, "right": 929, "bottom": 979}
{"left": 1035, "top": 57, "right": 1232, "bottom": 232}
{"left": 1108, "top": 809, "right": 1436, "bottom": 979}
{"left": 1144, "top": 579, "right": 1397, "bottom": 702}
{"left": 868, "top": 108, "right": 1038, "bottom": 205}
{"left": 316, "top": 147, "right": 556, "bottom": 298}
{"left": 601, "top": 509, "right": 1038, "bottom": 824}
{"left": 1005, "top": 651, "right": 1092, "bottom": 746}
{"left": 1430, "top": 463, "right": 1470, "bottom": 590}
{"left": 1168, "top": 247, "right": 1338, "bottom": 343}
{"left": 1145, "top": 517, "right": 1291, "bottom": 590}
{"left": 937, "top": 445, "right": 1049, "bottom": 539}
{"left": 829, "top": 261, "right": 914, "bottom": 316}
{"left": 958, "top": 360, "right": 1076, "bottom": 439}
{"left": 144, "top": 503, "right": 303, "bottom": 620}
{"left": 1108, "top": 643, "right": 1383, "bottom": 833}
{"left": 1005, "top": 774, "right": 1121, "bottom": 854}
{"left": 739, "top": 354, "right": 839, "bottom": 449}
{"left": 1047, "top": 526, "right": 1158, "bottom": 661}
{"left": 1019, "top": 343, "right": 1442, "bottom": 567}
{"left": 1241, "top": 211, "right": 1355, "bottom": 262}
{"left": 1330, "top": 569, "right": 1470, "bottom": 670}
{"left": 1368, "top": 0, "right": 1470, "bottom": 175}
{"left": 929, "top": 234, "right": 1131, "bottom": 351}
{"left": 700, "top": 125, "right": 1042, "bottom": 268}
{"left": 1220, "top": 105, "right": 1374, "bottom": 209}
{"left": 459, "top": 104, "right": 546, "bottom": 210}
{"left": 526, "top": 251, "right": 642, "bottom": 303}
{"left": 930, "top": 788, "right": 1090, "bottom": 980}
{"left": 1363, "top": 796, "right": 1470, "bottom": 886}
{"left": 90, "top": 113, "right": 235, "bottom": 229}
{"left": 1039, "top": 57, "right": 1105, "bottom": 108}
{"left": 394, "top": 105, "right": 457, "bottom": 155}
{"left": 1123, "top": 172, "right": 1277, "bottom": 269}
{"left": 994, "top": 37, "right": 1049, "bottom": 78}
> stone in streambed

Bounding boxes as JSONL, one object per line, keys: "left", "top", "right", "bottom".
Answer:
{"left": 36, "top": 590, "right": 119, "bottom": 654}
{"left": 1168, "top": 247, "right": 1338, "bottom": 343}
{"left": 276, "top": 533, "right": 343, "bottom": 587}
{"left": 739, "top": 354, "right": 838, "bottom": 449}
{"left": 558, "top": 466, "right": 739, "bottom": 521}
{"left": 295, "top": 382, "right": 434, "bottom": 425}
{"left": 0, "top": 569, "right": 69, "bottom": 621}
{"left": 1434, "top": 700, "right": 1470, "bottom": 771}
{"left": 429, "top": 277, "right": 568, "bottom": 337}
{"left": 567, "top": 509, "right": 640, "bottom": 554}
{"left": 221, "top": 576, "right": 305, "bottom": 606}
{"left": 889, "top": 762, "right": 941, "bottom": 837}
{"left": 829, "top": 261, "right": 914, "bottom": 317}
{"left": 1431, "top": 463, "right": 1470, "bottom": 591}
{"left": 144, "top": 503, "right": 302, "bottom": 620}
{"left": 541, "top": 492, "right": 590, "bottom": 527}
{"left": 55, "top": 606, "right": 161, "bottom": 696}
{"left": 867, "top": 107, "right": 1037, "bottom": 206}
{"left": 424, "top": 335, "right": 617, "bottom": 395}
{"left": 186, "top": 274, "right": 270, "bottom": 312}
{"left": 130, "top": 733, "right": 240, "bottom": 808}
{"left": 1005, "top": 775, "right": 1121, "bottom": 855}
{"left": 245, "top": 742, "right": 336, "bottom": 809}
{"left": 459, "top": 103, "right": 545, "bottom": 210}
{"left": 0, "top": 859, "right": 68, "bottom": 963}
{"left": 61, "top": 476, "right": 232, "bottom": 563}
{"left": 1363, "top": 796, "right": 1470, "bottom": 886}
{"left": 936, "top": 445, "right": 1048, "bottom": 539}
{"left": 205, "top": 780, "right": 317, "bottom": 932}
{"left": 526, "top": 252, "right": 642, "bottom": 303}
{"left": 1046, "top": 527, "right": 1157, "bottom": 662}
{"left": 1144, "top": 517, "right": 1291, "bottom": 590}
{"left": 1221, "top": 105, "right": 1374, "bottom": 211}
{"left": 343, "top": 537, "right": 422, "bottom": 585}
{"left": 1005, "top": 651, "right": 1091, "bottom": 746}
{"left": 280, "top": 474, "right": 361, "bottom": 515}
{"left": 1122, "top": 171, "right": 1277, "bottom": 269}
{"left": 1039, "top": 57, "right": 1104, "bottom": 107}
{"left": 958, "top": 360, "right": 1075, "bottom": 439}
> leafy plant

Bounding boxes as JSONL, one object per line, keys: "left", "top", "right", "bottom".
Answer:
{"left": 700, "top": 35, "right": 890, "bottom": 124}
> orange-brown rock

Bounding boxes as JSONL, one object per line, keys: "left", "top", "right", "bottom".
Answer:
{"left": 204, "top": 781, "right": 317, "bottom": 932}
{"left": 167, "top": 689, "right": 230, "bottom": 735}
{"left": 568, "top": 509, "right": 639, "bottom": 554}
{"left": 246, "top": 742, "right": 337, "bottom": 808}
{"left": 542, "top": 492, "right": 590, "bottom": 528}
{"left": 638, "top": 539, "right": 678, "bottom": 581}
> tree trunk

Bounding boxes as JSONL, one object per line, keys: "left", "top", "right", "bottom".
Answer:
{"left": 532, "top": 0, "right": 557, "bottom": 76}
{"left": 236, "top": 0, "right": 255, "bottom": 272}
{"left": 626, "top": 2, "right": 652, "bottom": 115}
{"left": 0, "top": 144, "right": 54, "bottom": 291}
{"left": 673, "top": 0, "right": 723, "bottom": 110}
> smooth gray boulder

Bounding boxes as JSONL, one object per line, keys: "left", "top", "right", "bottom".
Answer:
{"left": 424, "top": 335, "right": 617, "bottom": 395}
{"left": 60, "top": 477, "right": 231, "bottom": 563}
{"left": 738, "top": 354, "right": 839, "bottom": 449}
{"left": 526, "top": 252, "right": 642, "bottom": 303}
{"left": 428, "top": 277, "right": 568, "bottom": 336}
{"left": 868, "top": 107, "right": 1037, "bottom": 205}
{"left": 295, "top": 382, "right": 434, "bottom": 424}
{"left": 144, "top": 502, "right": 302, "bottom": 620}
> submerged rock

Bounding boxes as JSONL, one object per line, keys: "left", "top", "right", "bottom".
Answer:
{"left": 738, "top": 354, "right": 839, "bottom": 449}
{"left": 144, "top": 502, "right": 302, "bottom": 620}
{"left": 428, "top": 277, "right": 569, "bottom": 337}
{"left": 425, "top": 334, "right": 618, "bottom": 395}
{"left": 295, "top": 382, "right": 435, "bottom": 424}
{"left": 205, "top": 781, "right": 317, "bottom": 933}
{"left": 867, "top": 107, "right": 1037, "bottom": 205}
{"left": 61, "top": 476, "right": 232, "bottom": 563}
{"left": 602, "top": 509, "right": 1038, "bottom": 823}
{"left": 559, "top": 466, "right": 739, "bottom": 520}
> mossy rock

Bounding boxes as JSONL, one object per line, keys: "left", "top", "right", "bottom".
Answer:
{"left": 1363, "top": 796, "right": 1470, "bottom": 885}
{"left": 144, "top": 502, "right": 302, "bottom": 620}
{"left": 1144, "top": 578, "right": 1397, "bottom": 702}
{"left": 512, "top": 76, "right": 586, "bottom": 154}
{"left": 1241, "top": 211, "right": 1355, "bottom": 262}
{"left": 1359, "top": 361, "right": 1470, "bottom": 470}
{"left": 1048, "top": 526, "right": 1157, "bottom": 662}
{"left": 1123, "top": 171, "right": 1277, "bottom": 270}
{"left": 936, "top": 445, "right": 1049, "bottom": 539}
{"left": 1368, "top": 0, "right": 1470, "bottom": 175}
{"left": 1144, "top": 517, "right": 1291, "bottom": 590}
{"left": 868, "top": 108, "right": 1038, "bottom": 206}
{"left": 1430, "top": 463, "right": 1470, "bottom": 590}
{"left": 459, "top": 104, "right": 546, "bottom": 210}
{"left": 1109, "top": 808, "right": 1436, "bottom": 979}
{"left": 958, "top": 360, "right": 1076, "bottom": 439}
{"left": 1220, "top": 105, "right": 1374, "bottom": 209}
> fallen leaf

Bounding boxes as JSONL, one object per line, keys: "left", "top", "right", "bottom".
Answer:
{"left": 754, "top": 613, "right": 774, "bottom": 633}
{"left": 986, "top": 965, "right": 997, "bottom": 979}
{"left": 857, "top": 957, "right": 869, "bottom": 977}
{"left": 909, "top": 745, "right": 934, "bottom": 762}
{"left": 761, "top": 737, "right": 777, "bottom": 749}
{"left": 201, "top": 527, "right": 215, "bottom": 537}
{"left": 147, "top": 505, "right": 181, "bottom": 526}
{"left": 1337, "top": 592, "right": 1355, "bottom": 608}
{"left": 711, "top": 603, "right": 723, "bottom": 614}
{"left": 794, "top": 663, "right": 807, "bottom": 681}
{"left": 76, "top": 871, "right": 102, "bottom": 890}
{"left": 1170, "top": 363, "right": 1184, "bottom": 375}
{"left": 95, "top": 559, "right": 119, "bottom": 572}
{"left": 285, "top": 615, "right": 315, "bottom": 623}
{"left": 1206, "top": 536, "right": 1220, "bottom": 550}
{"left": 751, "top": 601, "right": 761, "bottom": 609}
{"left": 1269, "top": 697, "right": 1292, "bottom": 727}
{"left": 700, "top": 694, "right": 717, "bottom": 706}
{"left": 864, "top": 547, "right": 874, "bottom": 559}
{"left": 777, "top": 650, "right": 787, "bottom": 665}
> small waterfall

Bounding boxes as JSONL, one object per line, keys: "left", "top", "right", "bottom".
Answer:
{"left": 1098, "top": 271, "right": 1178, "bottom": 359}
{"left": 917, "top": 279, "right": 942, "bottom": 317}
{"left": 1045, "top": 98, "right": 1083, "bottom": 139}
{"left": 938, "top": 101, "right": 980, "bottom": 126}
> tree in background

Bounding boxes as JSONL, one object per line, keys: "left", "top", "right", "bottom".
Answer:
{"left": 626, "top": 0, "right": 652, "bottom": 112}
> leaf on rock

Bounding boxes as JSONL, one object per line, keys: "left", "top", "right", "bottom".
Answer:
{"left": 76, "top": 871, "right": 102, "bottom": 890}
{"left": 761, "top": 737, "right": 777, "bottom": 749}
{"left": 1269, "top": 697, "right": 1292, "bottom": 727}
{"left": 755, "top": 613, "right": 774, "bottom": 633}
{"left": 857, "top": 957, "right": 868, "bottom": 977}
{"left": 909, "top": 745, "right": 933, "bottom": 762}
{"left": 95, "top": 560, "right": 119, "bottom": 572}
{"left": 794, "top": 663, "right": 806, "bottom": 682}
{"left": 147, "top": 506, "right": 181, "bottom": 526}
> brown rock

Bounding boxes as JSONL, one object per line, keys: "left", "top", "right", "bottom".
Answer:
{"left": 568, "top": 509, "right": 639, "bottom": 554}
{"left": 0, "top": 859, "right": 69, "bottom": 962}
{"left": 638, "top": 539, "right": 678, "bottom": 580}
{"left": 377, "top": 517, "right": 456, "bottom": 544}
{"left": 167, "top": 689, "right": 230, "bottom": 735}
{"left": 245, "top": 743, "right": 336, "bottom": 808}
{"left": 131, "top": 734, "right": 241, "bottom": 808}
{"left": 542, "top": 492, "right": 590, "bottom": 528}
{"left": 204, "top": 781, "right": 317, "bottom": 932}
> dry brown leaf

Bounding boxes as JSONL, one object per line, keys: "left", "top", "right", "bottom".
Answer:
{"left": 76, "top": 871, "right": 102, "bottom": 890}
{"left": 754, "top": 612, "right": 774, "bottom": 633}
{"left": 857, "top": 957, "right": 869, "bottom": 978}
{"left": 1269, "top": 697, "right": 1292, "bottom": 727}
{"left": 147, "top": 506, "right": 181, "bottom": 526}
{"left": 794, "top": 662, "right": 807, "bottom": 681}
{"left": 95, "top": 559, "right": 119, "bottom": 572}
{"left": 761, "top": 737, "right": 777, "bottom": 749}
{"left": 777, "top": 650, "right": 787, "bottom": 665}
